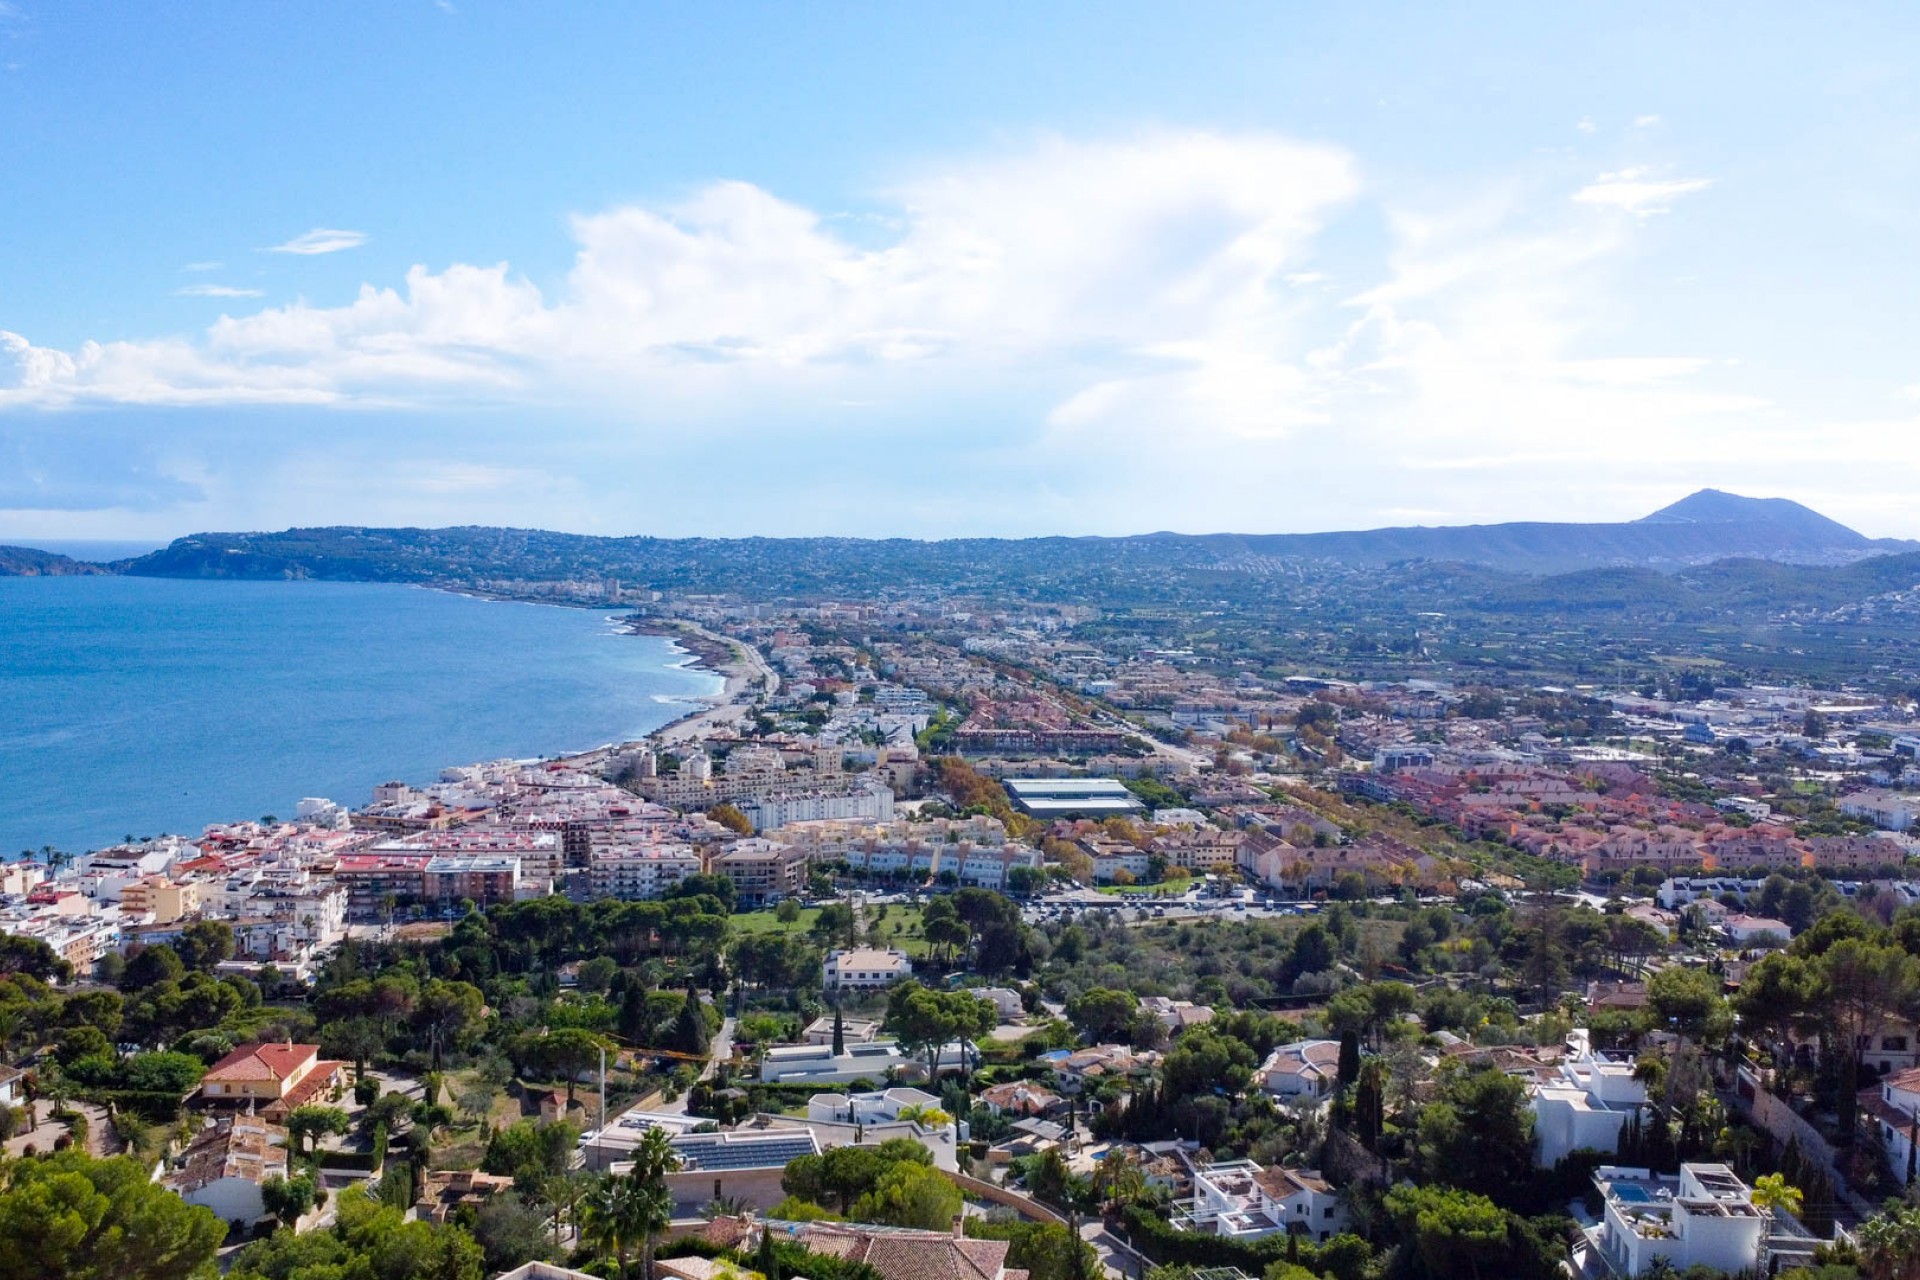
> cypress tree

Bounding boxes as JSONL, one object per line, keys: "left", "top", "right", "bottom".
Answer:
{"left": 674, "top": 984, "right": 711, "bottom": 1057}
{"left": 832, "top": 1002, "right": 845, "bottom": 1056}
{"left": 755, "top": 1225, "right": 782, "bottom": 1280}
{"left": 1337, "top": 1029, "right": 1361, "bottom": 1087}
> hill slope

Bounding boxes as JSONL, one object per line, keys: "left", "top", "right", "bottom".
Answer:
{"left": 0, "top": 545, "right": 109, "bottom": 577}
{"left": 109, "top": 489, "right": 1909, "bottom": 588}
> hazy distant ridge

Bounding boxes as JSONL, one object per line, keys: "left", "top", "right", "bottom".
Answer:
{"left": 0, "top": 545, "right": 108, "bottom": 577}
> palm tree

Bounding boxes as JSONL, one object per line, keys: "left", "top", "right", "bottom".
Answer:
{"left": 894, "top": 1103, "right": 951, "bottom": 1133}
{"left": 632, "top": 1180, "right": 673, "bottom": 1280}
{"left": 628, "top": 1125, "right": 682, "bottom": 1280}
{"left": 581, "top": 1174, "right": 640, "bottom": 1280}
{"left": 1750, "top": 1173, "right": 1805, "bottom": 1276}
{"left": 1857, "top": 1203, "right": 1920, "bottom": 1280}
{"left": 545, "top": 1167, "right": 597, "bottom": 1254}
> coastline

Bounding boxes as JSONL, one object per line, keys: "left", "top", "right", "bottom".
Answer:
{"left": 610, "top": 617, "right": 778, "bottom": 749}
{"left": 0, "top": 578, "right": 743, "bottom": 854}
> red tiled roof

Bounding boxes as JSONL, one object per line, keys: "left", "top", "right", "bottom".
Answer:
{"left": 265, "top": 1060, "right": 344, "bottom": 1112}
{"left": 203, "top": 1041, "right": 321, "bottom": 1083}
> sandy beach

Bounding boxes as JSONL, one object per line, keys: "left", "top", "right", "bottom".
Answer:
{"left": 624, "top": 619, "right": 779, "bottom": 746}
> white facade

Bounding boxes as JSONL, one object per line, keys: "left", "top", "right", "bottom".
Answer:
{"left": 805, "top": 1087, "right": 941, "bottom": 1125}
{"left": 758, "top": 1038, "right": 975, "bottom": 1084}
{"left": 823, "top": 947, "right": 912, "bottom": 990}
{"left": 968, "top": 986, "right": 1025, "bottom": 1022}
{"left": 1177, "top": 1161, "right": 1349, "bottom": 1242}
{"left": 1091, "top": 851, "right": 1151, "bottom": 883}
{"left": 1872, "top": 1069, "right": 1920, "bottom": 1184}
{"left": 585, "top": 846, "right": 703, "bottom": 900}
{"left": 1531, "top": 1030, "right": 1648, "bottom": 1167}
{"left": 1257, "top": 1040, "right": 1342, "bottom": 1100}
{"left": 1590, "top": 1165, "right": 1766, "bottom": 1278}
{"left": 1839, "top": 790, "right": 1920, "bottom": 832}
{"left": 736, "top": 780, "right": 896, "bottom": 831}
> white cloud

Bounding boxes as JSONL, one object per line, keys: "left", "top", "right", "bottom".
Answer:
{"left": 3, "top": 128, "right": 1788, "bottom": 534}
{"left": 1575, "top": 117, "right": 1598, "bottom": 134}
{"left": 181, "top": 261, "right": 223, "bottom": 272}
{"left": 1573, "top": 167, "right": 1712, "bottom": 216}
{"left": 1633, "top": 114, "right": 1663, "bottom": 128}
{"left": 174, "top": 284, "right": 264, "bottom": 298}
{"left": 267, "top": 227, "right": 369, "bottom": 255}
{"left": 4, "top": 131, "right": 1363, "bottom": 420}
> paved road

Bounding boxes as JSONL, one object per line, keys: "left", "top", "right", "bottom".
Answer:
{"left": 1082, "top": 1219, "right": 1141, "bottom": 1279}
{"left": 653, "top": 1014, "right": 736, "bottom": 1116}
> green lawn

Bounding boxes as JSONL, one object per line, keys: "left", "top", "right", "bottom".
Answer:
{"left": 731, "top": 906, "right": 824, "bottom": 935}
{"left": 730, "top": 903, "right": 932, "bottom": 956}
{"left": 1096, "top": 874, "right": 1195, "bottom": 897}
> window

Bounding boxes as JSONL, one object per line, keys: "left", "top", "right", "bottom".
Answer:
{"left": 1886, "top": 1037, "right": 1910, "bottom": 1052}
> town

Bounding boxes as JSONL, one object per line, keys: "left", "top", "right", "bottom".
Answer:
{"left": 9, "top": 580, "right": 1920, "bottom": 1280}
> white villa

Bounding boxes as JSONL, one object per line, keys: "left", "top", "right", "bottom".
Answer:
{"left": 1530, "top": 1029, "right": 1649, "bottom": 1167}
{"left": 1174, "top": 1160, "right": 1349, "bottom": 1242}
{"left": 1582, "top": 1164, "right": 1818, "bottom": 1278}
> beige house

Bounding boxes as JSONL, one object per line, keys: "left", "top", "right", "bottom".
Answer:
{"left": 200, "top": 1041, "right": 344, "bottom": 1119}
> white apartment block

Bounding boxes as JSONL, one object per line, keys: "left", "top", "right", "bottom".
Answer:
{"left": 585, "top": 845, "right": 703, "bottom": 900}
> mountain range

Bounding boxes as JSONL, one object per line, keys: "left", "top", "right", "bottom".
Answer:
{"left": 1, "top": 489, "right": 1910, "bottom": 587}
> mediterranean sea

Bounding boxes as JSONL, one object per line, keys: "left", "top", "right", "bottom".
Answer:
{"left": 0, "top": 576, "right": 722, "bottom": 856}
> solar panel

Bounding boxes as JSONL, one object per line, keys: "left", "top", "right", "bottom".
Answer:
{"left": 671, "top": 1133, "right": 819, "bottom": 1171}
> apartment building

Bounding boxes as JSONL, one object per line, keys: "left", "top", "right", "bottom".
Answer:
{"left": 585, "top": 845, "right": 704, "bottom": 900}
{"left": 708, "top": 839, "right": 807, "bottom": 905}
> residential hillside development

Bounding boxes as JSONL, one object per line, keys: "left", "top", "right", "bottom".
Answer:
{"left": 14, "top": 562, "right": 1920, "bottom": 1280}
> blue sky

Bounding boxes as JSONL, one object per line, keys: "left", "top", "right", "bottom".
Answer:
{"left": 2, "top": 2, "right": 1916, "bottom": 540}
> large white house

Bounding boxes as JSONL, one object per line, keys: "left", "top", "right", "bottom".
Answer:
{"left": 1530, "top": 1029, "right": 1649, "bottom": 1167}
{"left": 1868, "top": 1067, "right": 1920, "bottom": 1184}
{"left": 758, "top": 1038, "right": 977, "bottom": 1085}
{"left": 805, "top": 1086, "right": 942, "bottom": 1126}
{"left": 822, "top": 947, "right": 913, "bottom": 990}
{"left": 1586, "top": 1165, "right": 1771, "bottom": 1278}
{"left": 1175, "top": 1160, "right": 1350, "bottom": 1242}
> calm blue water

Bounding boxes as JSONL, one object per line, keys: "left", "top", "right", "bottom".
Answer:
{"left": 0, "top": 578, "right": 721, "bottom": 855}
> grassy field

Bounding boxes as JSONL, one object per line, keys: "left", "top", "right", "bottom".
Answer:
{"left": 1097, "top": 874, "right": 1196, "bottom": 897}
{"left": 730, "top": 903, "right": 932, "bottom": 956}
{"left": 730, "top": 906, "right": 824, "bottom": 935}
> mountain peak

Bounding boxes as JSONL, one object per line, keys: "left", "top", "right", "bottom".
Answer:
{"left": 1636, "top": 489, "right": 1866, "bottom": 542}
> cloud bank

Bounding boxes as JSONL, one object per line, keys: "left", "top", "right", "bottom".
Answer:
{"left": 0, "top": 129, "right": 1798, "bottom": 535}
